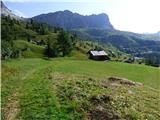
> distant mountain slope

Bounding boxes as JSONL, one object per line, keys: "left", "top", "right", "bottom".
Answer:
{"left": 140, "top": 32, "right": 160, "bottom": 41}
{"left": 30, "top": 9, "right": 160, "bottom": 57}
{"left": 1, "top": 1, "right": 23, "bottom": 20}
{"left": 31, "top": 10, "right": 160, "bottom": 41}
{"left": 72, "top": 28, "right": 160, "bottom": 56}
{"left": 32, "top": 10, "right": 114, "bottom": 30}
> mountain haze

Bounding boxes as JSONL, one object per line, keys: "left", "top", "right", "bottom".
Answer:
{"left": 32, "top": 10, "right": 114, "bottom": 30}
{"left": 1, "top": 1, "right": 23, "bottom": 20}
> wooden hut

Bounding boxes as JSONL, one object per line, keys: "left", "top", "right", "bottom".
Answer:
{"left": 89, "top": 50, "right": 109, "bottom": 61}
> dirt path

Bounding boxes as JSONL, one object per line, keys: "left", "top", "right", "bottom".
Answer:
{"left": 3, "top": 89, "right": 20, "bottom": 120}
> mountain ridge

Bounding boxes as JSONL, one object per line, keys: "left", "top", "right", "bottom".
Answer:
{"left": 32, "top": 10, "right": 114, "bottom": 30}
{"left": 31, "top": 10, "right": 160, "bottom": 42}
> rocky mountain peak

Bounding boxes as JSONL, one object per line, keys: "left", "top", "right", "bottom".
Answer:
{"left": 1, "top": 1, "right": 23, "bottom": 20}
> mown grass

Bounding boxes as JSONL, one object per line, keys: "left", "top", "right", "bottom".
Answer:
{"left": 50, "top": 59, "right": 160, "bottom": 89}
{"left": 1, "top": 58, "right": 160, "bottom": 120}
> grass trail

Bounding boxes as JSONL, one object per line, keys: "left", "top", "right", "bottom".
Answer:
{"left": 1, "top": 59, "right": 52, "bottom": 120}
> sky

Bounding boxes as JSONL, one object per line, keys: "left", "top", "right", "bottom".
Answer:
{"left": 3, "top": 0, "right": 160, "bottom": 33}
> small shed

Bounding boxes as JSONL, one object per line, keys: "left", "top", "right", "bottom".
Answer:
{"left": 89, "top": 50, "right": 110, "bottom": 61}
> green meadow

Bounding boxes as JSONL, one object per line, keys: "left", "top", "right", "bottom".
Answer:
{"left": 2, "top": 58, "right": 160, "bottom": 120}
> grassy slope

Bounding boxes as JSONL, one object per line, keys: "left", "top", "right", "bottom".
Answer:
{"left": 2, "top": 58, "right": 160, "bottom": 120}
{"left": 51, "top": 59, "right": 160, "bottom": 89}
{"left": 15, "top": 40, "right": 45, "bottom": 58}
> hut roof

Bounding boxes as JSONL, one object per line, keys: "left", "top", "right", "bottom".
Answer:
{"left": 90, "top": 50, "right": 108, "bottom": 56}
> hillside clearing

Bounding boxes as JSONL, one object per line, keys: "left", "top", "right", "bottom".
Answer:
{"left": 2, "top": 58, "right": 160, "bottom": 120}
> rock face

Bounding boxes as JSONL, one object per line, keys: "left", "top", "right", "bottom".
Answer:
{"left": 32, "top": 10, "right": 114, "bottom": 30}
{"left": 1, "top": 1, "right": 23, "bottom": 20}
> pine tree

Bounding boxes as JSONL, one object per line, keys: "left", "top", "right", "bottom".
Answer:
{"left": 57, "top": 30, "right": 73, "bottom": 56}
{"left": 45, "top": 37, "right": 58, "bottom": 57}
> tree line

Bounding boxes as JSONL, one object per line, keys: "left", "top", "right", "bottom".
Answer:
{"left": 144, "top": 53, "right": 160, "bottom": 67}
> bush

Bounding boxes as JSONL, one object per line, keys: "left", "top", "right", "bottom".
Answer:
{"left": 1, "top": 41, "right": 21, "bottom": 59}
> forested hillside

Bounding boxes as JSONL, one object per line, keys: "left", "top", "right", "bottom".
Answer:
{"left": 2, "top": 16, "right": 125, "bottom": 60}
{"left": 1, "top": 16, "right": 75, "bottom": 59}
{"left": 73, "top": 28, "right": 160, "bottom": 66}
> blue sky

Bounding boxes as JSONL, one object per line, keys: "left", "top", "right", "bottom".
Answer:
{"left": 3, "top": 0, "right": 160, "bottom": 33}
